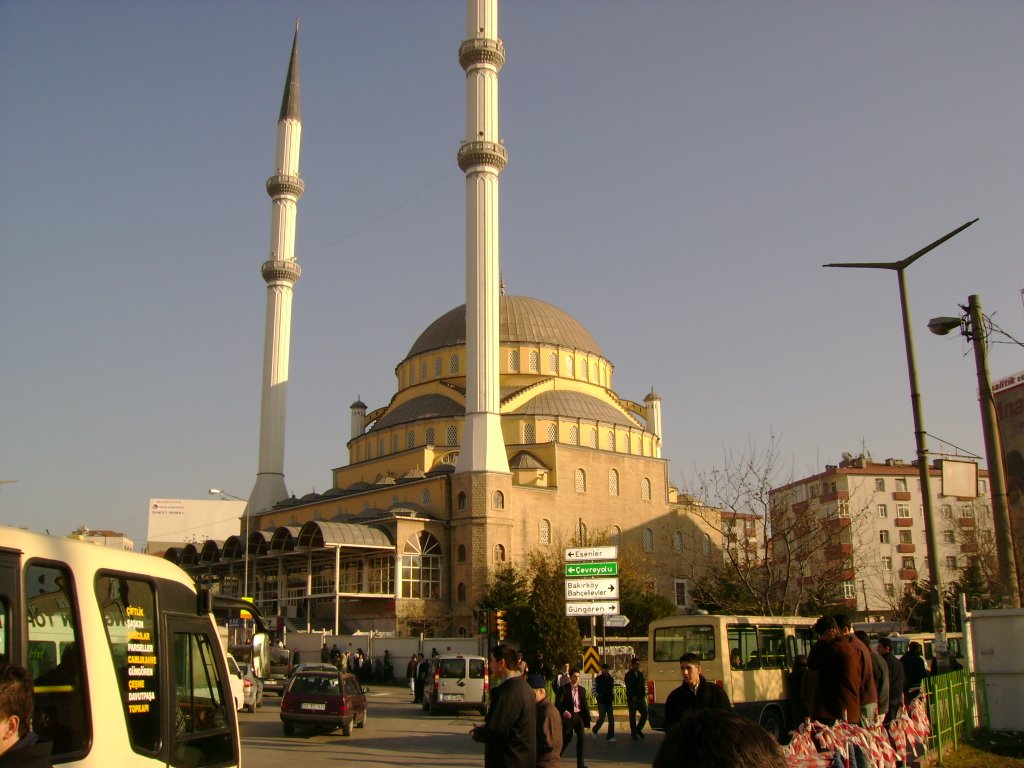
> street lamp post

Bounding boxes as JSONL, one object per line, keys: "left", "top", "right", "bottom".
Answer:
{"left": 325, "top": 543, "right": 343, "bottom": 636}
{"left": 824, "top": 218, "right": 978, "bottom": 669}
{"left": 928, "top": 295, "right": 1022, "bottom": 608}
{"left": 210, "top": 489, "right": 250, "bottom": 601}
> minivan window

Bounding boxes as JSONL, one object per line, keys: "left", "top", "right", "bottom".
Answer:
{"left": 96, "top": 573, "right": 160, "bottom": 753}
{"left": 438, "top": 659, "right": 468, "bottom": 679}
{"left": 469, "top": 659, "right": 486, "bottom": 679}
{"left": 26, "top": 562, "right": 91, "bottom": 758}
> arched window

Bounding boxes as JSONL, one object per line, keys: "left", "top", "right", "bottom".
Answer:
{"left": 458, "top": 625, "right": 469, "bottom": 638}
{"left": 539, "top": 519, "right": 551, "bottom": 545}
{"left": 609, "top": 469, "right": 619, "bottom": 496}
{"left": 422, "top": 489, "right": 431, "bottom": 505}
{"left": 401, "top": 531, "right": 442, "bottom": 599}
{"left": 569, "top": 425, "right": 579, "bottom": 445}
{"left": 566, "top": 356, "right": 574, "bottom": 378}
{"left": 547, "top": 424, "right": 557, "bottom": 442}
{"left": 548, "top": 352, "right": 558, "bottom": 373}
{"left": 509, "top": 349, "right": 520, "bottom": 372}
{"left": 641, "top": 477, "right": 652, "bottom": 501}
{"left": 581, "top": 358, "right": 588, "bottom": 381}
{"left": 606, "top": 431, "right": 615, "bottom": 451}
{"left": 589, "top": 428, "right": 597, "bottom": 448}
{"left": 703, "top": 533, "right": 712, "bottom": 556}
{"left": 457, "top": 544, "right": 467, "bottom": 562}
{"left": 493, "top": 544, "right": 506, "bottom": 563}
{"left": 434, "top": 358, "right": 442, "bottom": 377}
{"left": 619, "top": 433, "right": 628, "bottom": 452}
{"left": 457, "top": 582, "right": 467, "bottom": 603}
{"left": 420, "top": 360, "right": 428, "bottom": 380}
{"left": 524, "top": 424, "right": 536, "bottom": 444}
{"left": 575, "top": 468, "right": 587, "bottom": 493}
{"left": 673, "top": 530, "right": 683, "bottom": 554}
{"left": 643, "top": 528, "right": 654, "bottom": 553}
{"left": 425, "top": 427, "right": 435, "bottom": 445}
{"left": 529, "top": 351, "right": 540, "bottom": 373}
{"left": 591, "top": 361, "right": 597, "bottom": 381}
{"left": 390, "top": 434, "right": 398, "bottom": 453}
{"left": 609, "top": 525, "right": 621, "bottom": 546}
{"left": 493, "top": 491, "right": 504, "bottom": 509}
{"left": 446, "top": 426, "right": 458, "bottom": 446}
{"left": 450, "top": 353, "right": 459, "bottom": 374}
{"left": 458, "top": 492, "right": 467, "bottom": 511}
{"left": 407, "top": 431, "right": 415, "bottom": 449}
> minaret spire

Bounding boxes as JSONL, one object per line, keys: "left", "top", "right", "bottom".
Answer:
{"left": 455, "top": 0, "right": 510, "bottom": 475}
{"left": 249, "top": 28, "right": 305, "bottom": 514}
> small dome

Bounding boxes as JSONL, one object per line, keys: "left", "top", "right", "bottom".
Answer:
{"left": 407, "top": 295, "right": 602, "bottom": 359}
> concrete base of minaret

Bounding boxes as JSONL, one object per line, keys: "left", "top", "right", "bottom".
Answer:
{"left": 249, "top": 472, "right": 288, "bottom": 515}
{"left": 450, "top": 471, "right": 514, "bottom": 615}
{"left": 455, "top": 413, "right": 510, "bottom": 474}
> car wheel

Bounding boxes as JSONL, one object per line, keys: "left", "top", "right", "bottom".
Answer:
{"left": 341, "top": 718, "right": 353, "bottom": 737}
{"left": 283, "top": 722, "right": 295, "bottom": 737}
{"left": 245, "top": 701, "right": 254, "bottom": 714}
{"left": 759, "top": 708, "right": 785, "bottom": 742}
{"left": 356, "top": 711, "right": 367, "bottom": 729}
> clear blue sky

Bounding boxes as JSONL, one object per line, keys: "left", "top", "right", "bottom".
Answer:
{"left": 2, "top": 1, "right": 1022, "bottom": 547}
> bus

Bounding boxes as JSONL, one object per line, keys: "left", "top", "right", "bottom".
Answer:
{"left": 0, "top": 525, "right": 267, "bottom": 767}
{"left": 647, "top": 614, "right": 816, "bottom": 739}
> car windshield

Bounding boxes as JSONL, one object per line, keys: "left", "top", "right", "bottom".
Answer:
{"left": 438, "top": 659, "right": 467, "bottom": 679}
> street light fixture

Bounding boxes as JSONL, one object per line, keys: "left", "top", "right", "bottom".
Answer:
{"left": 928, "top": 295, "right": 1022, "bottom": 608}
{"left": 823, "top": 218, "right": 978, "bottom": 667}
{"left": 324, "top": 542, "right": 343, "bottom": 636}
{"left": 210, "top": 488, "right": 251, "bottom": 602}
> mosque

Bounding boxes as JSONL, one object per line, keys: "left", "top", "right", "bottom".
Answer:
{"left": 167, "top": 3, "right": 719, "bottom": 638}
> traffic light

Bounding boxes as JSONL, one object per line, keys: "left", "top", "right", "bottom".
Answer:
{"left": 495, "top": 610, "right": 507, "bottom": 641}
{"left": 479, "top": 610, "right": 490, "bottom": 635}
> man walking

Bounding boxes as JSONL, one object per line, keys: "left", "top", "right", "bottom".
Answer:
{"left": 555, "top": 669, "right": 591, "bottom": 768}
{"left": 590, "top": 663, "right": 616, "bottom": 741}
{"left": 876, "top": 637, "right": 905, "bottom": 723}
{"left": 623, "top": 657, "right": 648, "bottom": 740}
{"left": 471, "top": 644, "right": 537, "bottom": 768}
{"left": 662, "top": 653, "right": 731, "bottom": 732}
{"left": 836, "top": 615, "right": 877, "bottom": 726}
{"left": 806, "top": 615, "right": 860, "bottom": 724}
{"left": 528, "top": 674, "right": 562, "bottom": 768}
{"left": 856, "top": 630, "right": 889, "bottom": 722}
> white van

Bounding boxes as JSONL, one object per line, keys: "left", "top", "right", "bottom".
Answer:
{"left": 0, "top": 525, "right": 262, "bottom": 767}
{"left": 421, "top": 654, "right": 489, "bottom": 716}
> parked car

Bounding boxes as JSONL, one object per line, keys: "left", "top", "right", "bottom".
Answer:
{"left": 225, "top": 653, "right": 245, "bottom": 714}
{"left": 280, "top": 670, "right": 368, "bottom": 737}
{"left": 422, "top": 654, "right": 488, "bottom": 716}
{"left": 262, "top": 646, "right": 293, "bottom": 697}
{"left": 238, "top": 662, "right": 264, "bottom": 712}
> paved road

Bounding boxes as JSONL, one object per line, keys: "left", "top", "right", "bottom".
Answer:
{"left": 240, "top": 683, "right": 661, "bottom": 768}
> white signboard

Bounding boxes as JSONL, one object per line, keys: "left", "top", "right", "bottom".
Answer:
{"left": 565, "top": 578, "right": 619, "bottom": 601}
{"left": 565, "top": 601, "right": 620, "bottom": 617}
{"left": 604, "top": 615, "right": 631, "bottom": 628}
{"left": 565, "top": 546, "right": 618, "bottom": 562}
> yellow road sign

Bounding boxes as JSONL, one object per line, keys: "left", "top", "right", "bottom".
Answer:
{"left": 582, "top": 646, "right": 601, "bottom": 674}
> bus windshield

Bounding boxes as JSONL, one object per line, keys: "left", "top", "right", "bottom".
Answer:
{"left": 652, "top": 623, "right": 716, "bottom": 662}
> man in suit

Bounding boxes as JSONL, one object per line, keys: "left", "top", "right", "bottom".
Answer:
{"left": 471, "top": 644, "right": 537, "bottom": 768}
{"left": 555, "top": 669, "right": 591, "bottom": 768}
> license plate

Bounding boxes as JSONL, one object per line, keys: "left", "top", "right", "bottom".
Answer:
{"left": 441, "top": 694, "right": 463, "bottom": 702}
{"left": 301, "top": 702, "right": 326, "bottom": 711}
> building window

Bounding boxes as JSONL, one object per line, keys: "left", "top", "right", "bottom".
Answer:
{"left": 703, "top": 533, "right": 712, "bottom": 556}
{"left": 591, "top": 361, "right": 598, "bottom": 382}
{"left": 493, "top": 491, "right": 504, "bottom": 509}
{"left": 529, "top": 350, "right": 540, "bottom": 373}
{"left": 899, "top": 530, "right": 913, "bottom": 544}
{"left": 457, "top": 544, "right": 466, "bottom": 563}
{"left": 945, "top": 556, "right": 959, "bottom": 571}
{"left": 882, "top": 556, "right": 892, "bottom": 571}
{"left": 838, "top": 501, "right": 850, "bottom": 517}
{"left": 458, "top": 492, "right": 467, "bottom": 511}
{"left": 524, "top": 423, "right": 536, "bottom": 444}
{"left": 548, "top": 352, "right": 557, "bottom": 373}
{"left": 421, "top": 360, "right": 428, "bottom": 380}
{"left": 641, "top": 477, "right": 652, "bottom": 501}
{"left": 422, "top": 489, "right": 430, "bottom": 505}
{"left": 673, "top": 530, "right": 683, "bottom": 554}
{"left": 401, "top": 532, "right": 441, "bottom": 599}
{"left": 941, "top": 504, "right": 952, "bottom": 519}
{"left": 879, "top": 530, "right": 890, "bottom": 544}
{"left": 547, "top": 424, "right": 557, "bottom": 442}
{"left": 434, "top": 358, "right": 442, "bottom": 377}
{"left": 895, "top": 478, "right": 908, "bottom": 493}
{"left": 493, "top": 544, "right": 506, "bottom": 563}
{"left": 377, "top": 438, "right": 384, "bottom": 456}
{"left": 633, "top": 435, "right": 641, "bottom": 454}
{"left": 569, "top": 425, "right": 579, "bottom": 445}
{"left": 446, "top": 426, "right": 458, "bottom": 446}
{"left": 609, "top": 525, "right": 621, "bottom": 546}
{"left": 875, "top": 478, "right": 886, "bottom": 492}
{"left": 877, "top": 504, "right": 888, "bottom": 518}
{"left": 368, "top": 555, "right": 395, "bottom": 594}
{"left": 539, "top": 519, "right": 551, "bottom": 545}
{"left": 643, "top": 528, "right": 654, "bottom": 553}
{"left": 589, "top": 428, "right": 597, "bottom": 448}
{"left": 897, "top": 504, "right": 911, "bottom": 518}
{"left": 575, "top": 468, "right": 587, "bottom": 493}
{"left": 509, "top": 349, "right": 520, "bottom": 372}
{"left": 608, "top": 469, "right": 619, "bottom": 496}
{"left": 566, "top": 356, "right": 574, "bottom": 377}
{"left": 943, "top": 529, "right": 955, "bottom": 544}
{"left": 457, "top": 583, "right": 467, "bottom": 602}
{"left": 407, "top": 431, "right": 415, "bottom": 449}
{"left": 902, "top": 556, "right": 916, "bottom": 571}
{"left": 391, "top": 434, "right": 399, "bottom": 453}
{"left": 885, "top": 583, "right": 895, "bottom": 597}
{"left": 581, "top": 358, "right": 588, "bottom": 381}
{"left": 961, "top": 503, "right": 975, "bottom": 518}
{"left": 425, "top": 427, "right": 435, "bottom": 445}
{"left": 842, "top": 581, "right": 856, "bottom": 599}
{"left": 674, "top": 579, "right": 689, "bottom": 608}
{"left": 606, "top": 431, "right": 615, "bottom": 451}
{"left": 449, "top": 354, "right": 459, "bottom": 374}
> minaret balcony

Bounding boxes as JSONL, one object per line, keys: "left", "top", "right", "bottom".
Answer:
{"left": 261, "top": 259, "right": 302, "bottom": 283}
{"left": 266, "top": 174, "right": 305, "bottom": 198}
{"left": 458, "top": 140, "right": 508, "bottom": 172}
{"left": 458, "top": 37, "right": 506, "bottom": 70}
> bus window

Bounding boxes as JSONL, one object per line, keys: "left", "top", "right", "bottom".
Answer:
{"left": 653, "top": 623, "right": 716, "bottom": 662}
{"left": 727, "top": 625, "right": 757, "bottom": 668}
{"left": 26, "top": 562, "right": 91, "bottom": 758}
{"left": 756, "top": 626, "right": 786, "bottom": 669}
{"left": 171, "top": 626, "right": 235, "bottom": 767}
{"left": 96, "top": 573, "right": 160, "bottom": 754}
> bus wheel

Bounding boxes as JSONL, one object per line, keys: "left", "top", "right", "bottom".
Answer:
{"left": 759, "top": 709, "right": 785, "bottom": 742}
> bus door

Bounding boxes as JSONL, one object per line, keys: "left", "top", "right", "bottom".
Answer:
{"left": 166, "top": 614, "right": 239, "bottom": 768}
{"left": 0, "top": 547, "right": 21, "bottom": 665}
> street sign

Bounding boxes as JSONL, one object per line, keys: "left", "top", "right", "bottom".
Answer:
{"left": 565, "top": 600, "right": 619, "bottom": 617}
{"left": 604, "top": 615, "right": 631, "bottom": 628}
{"left": 565, "top": 577, "right": 619, "bottom": 600}
{"left": 564, "top": 561, "right": 618, "bottom": 577}
{"left": 582, "top": 646, "right": 601, "bottom": 674}
{"left": 565, "top": 546, "right": 618, "bottom": 562}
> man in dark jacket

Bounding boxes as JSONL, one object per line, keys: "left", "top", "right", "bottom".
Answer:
{"left": 855, "top": 631, "right": 888, "bottom": 722}
{"left": 471, "top": 644, "right": 537, "bottom": 768}
{"left": 662, "top": 653, "right": 731, "bottom": 732}
{"left": 527, "top": 674, "right": 562, "bottom": 768}
{"left": 555, "top": 669, "right": 591, "bottom": 768}
{"left": 876, "top": 637, "right": 905, "bottom": 723}
{"left": 805, "top": 616, "right": 860, "bottom": 724}
{"left": 0, "top": 664, "right": 53, "bottom": 768}
{"left": 590, "top": 663, "right": 616, "bottom": 741}
{"left": 623, "top": 657, "right": 648, "bottom": 740}
{"left": 901, "top": 641, "right": 927, "bottom": 702}
{"left": 836, "top": 615, "right": 877, "bottom": 726}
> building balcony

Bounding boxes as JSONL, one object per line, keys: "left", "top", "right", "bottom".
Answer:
{"left": 792, "top": 500, "right": 810, "bottom": 514}
{"left": 895, "top": 518, "right": 914, "bottom": 527}
{"left": 896, "top": 543, "right": 916, "bottom": 554}
{"left": 841, "top": 568, "right": 856, "bottom": 581}
{"left": 892, "top": 491, "right": 912, "bottom": 501}
{"left": 960, "top": 543, "right": 978, "bottom": 554}
{"left": 958, "top": 517, "right": 976, "bottom": 527}
{"left": 842, "top": 597, "right": 858, "bottom": 609}
{"left": 825, "top": 517, "right": 853, "bottom": 530}
{"left": 824, "top": 543, "right": 853, "bottom": 559}
{"left": 820, "top": 490, "right": 850, "bottom": 502}
{"left": 899, "top": 569, "right": 918, "bottom": 581}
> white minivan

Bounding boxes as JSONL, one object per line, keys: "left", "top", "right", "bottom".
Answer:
{"left": 421, "top": 655, "right": 489, "bottom": 716}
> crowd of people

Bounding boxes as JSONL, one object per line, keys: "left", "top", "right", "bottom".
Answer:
{"left": 318, "top": 643, "right": 394, "bottom": 683}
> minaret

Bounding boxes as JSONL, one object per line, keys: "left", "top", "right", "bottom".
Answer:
{"left": 454, "top": 0, "right": 510, "bottom": 476}
{"left": 249, "top": 24, "right": 303, "bottom": 514}
{"left": 644, "top": 388, "right": 663, "bottom": 458}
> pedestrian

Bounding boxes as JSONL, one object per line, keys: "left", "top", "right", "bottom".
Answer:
{"left": 554, "top": 669, "right": 591, "bottom": 768}
{"left": 382, "top": 650, "right": 394, "bottom": 683}
{"left": 527, "top": 673, "right": 562, "bottom": 768}
{"left": 329, "top": 643, "right": 341, "bottom": 667}
{"left": 623, "top": 657, "right": 648, "bottom": 740}
{"left": 876, "top": 637, "right": 905, "bottom": 723}
{"left": 901, "top": 641, "right": 927, "bottom": 702}
{"left": 320, "top": 642, "right": 330, "bottom": 663}
{"left": 0, "top": 663, "right": 53, "bottom": 767}
{"left": 471, "top": 644, "right": 537, "bottom": 768}
{"left": 805, "top": 615, "right": 860, "bottom": 724}
{"left": 415, "top": 654, "right": 431, "bottom": 704}
{"left": 555, "top": 663, "right": 572, "bottom": 690}
{"left": 534, "top": 653, "right": 552, "bottom": 681}
{"left": 662, "top": 653, "right": 731, "bottom": 732}
{"left": 590, "top": 663, "right": 616, "bottom": 741}
{"left": 856, "top": 630, "right": 889, "bottom": 722}
{"left": 835, "top": 615, "right": 876, "bottom": 726}
{"left": 652, "top": 709, "right": 786, "bottom": 768}
{"left": 407, "top": 654, "right": 420, "bottom": 699}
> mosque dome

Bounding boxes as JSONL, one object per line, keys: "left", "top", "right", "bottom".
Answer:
{"left": 406, "top": 295, "right": 603, "bottom": 360}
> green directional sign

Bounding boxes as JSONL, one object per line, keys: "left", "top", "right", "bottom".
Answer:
{"left": 564, "top": 561, "right": 618, "bottom": 577}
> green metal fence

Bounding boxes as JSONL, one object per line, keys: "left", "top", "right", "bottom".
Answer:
{"left": 923, "top": 669, "right": 988, "bottom": 763}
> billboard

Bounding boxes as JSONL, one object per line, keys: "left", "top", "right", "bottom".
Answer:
{"left": 993, "top": 369, "right": 1024, "bottom": 588}
{"left": 146, "top": 498, "right": 246, "bottom": 552}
